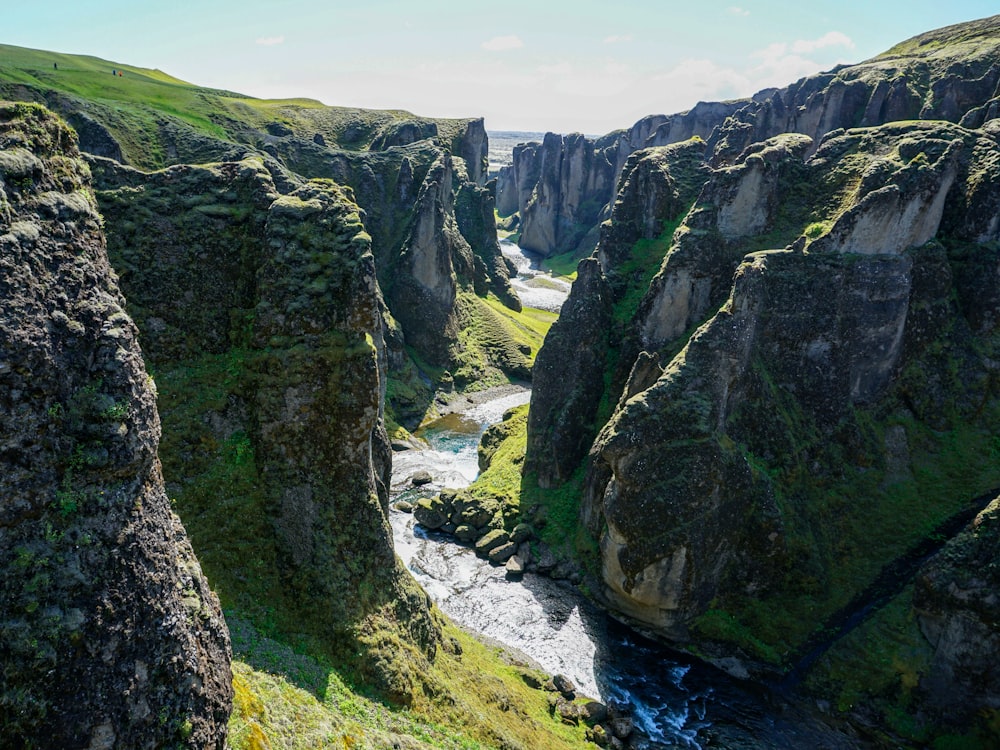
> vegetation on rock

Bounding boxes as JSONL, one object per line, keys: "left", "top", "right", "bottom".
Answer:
{"left": 0, "top": 101, "right": 232, "bottom": 748}
{"left": 522, "top": 104, "right": 1000, "bottom": 747}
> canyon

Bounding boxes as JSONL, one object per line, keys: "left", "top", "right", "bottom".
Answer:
{"left": 1, "top": 13, "right": 999, "bottom": 750}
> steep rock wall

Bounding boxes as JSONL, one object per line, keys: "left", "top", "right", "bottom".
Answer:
{"left": 502, "top": 14, "right": 1000, "bottom": 260}
{"left": 0, "top": 102, "right": 232, "bottom": 747}
{"left": 550, "top": 121, "right": 1000, "bottom": 681}
{"left": 502, "top": 107, "right": 743, "bottom": 258}
{"left": 91, "top": 156, "right": 440, "bottom": 700}
{"left": 527, "top": 138, "right": 708, "bottom": 487}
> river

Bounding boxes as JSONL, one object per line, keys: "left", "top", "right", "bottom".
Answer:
{"left": 389, "top": 241, "right": 855, "bottom": 748}
{"left": 499, "top": 238, "right": 572, "bottom": 313}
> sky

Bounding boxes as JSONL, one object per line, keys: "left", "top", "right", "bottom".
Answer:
{"left": 3, "top": 1, "right": 999, "bottom": 135}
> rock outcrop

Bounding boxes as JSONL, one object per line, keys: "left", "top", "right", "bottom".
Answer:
{"left": 527, "top": 117, "right": 1000, "bottom": 731}
{"left": 0, "top": 102, "right": 232, "bottom": 746}
{"left": 913, "top": 496, "right": 1000, "bottom": 728}
{"left": 91, "top": 153, "right": 440, "bottom": 700}
{"left": 709, "top": 15, "right": 1000, "bottom": 164}
{"left": 501, "top": 14, "right": 1000, "bottom": 260}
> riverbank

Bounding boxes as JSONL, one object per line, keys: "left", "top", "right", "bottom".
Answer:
{"left": 428, "top": 381, "right": 531, "bottom": 420}
{"left": 389, "top": 385, "right": 866, "bottom": 749}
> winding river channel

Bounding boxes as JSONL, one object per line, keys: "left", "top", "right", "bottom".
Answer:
{"left": 389, "top": 242, "right": 852, "bottom": 749}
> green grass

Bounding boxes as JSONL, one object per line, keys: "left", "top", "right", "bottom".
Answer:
{"left": 701, "top": 381, "right": 1000, "bottom": 665}
{"left": 228, "top": 613, "right": 594, "bottom": 750}
{"left": 154, "top": 351, "right": 288, "bottom": 628}
{"left": 540, "top": 250, "right": 581, "bottom": 281}
{"left": 799, "top": 585, "right": 1000, "bottom": 749}
{"left": 468, "top": 404, "right": 528, "bottom": 510}
{"left": 481, "top": 295, "right": 558, "bottom": 361}
{"left": 0, "top": 42, "right": 477, "bottom": 170}
{"left": 449, "top": 293, "right": 556, "bottom": 389}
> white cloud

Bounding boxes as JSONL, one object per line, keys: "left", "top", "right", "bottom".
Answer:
{"left": 727, "top": 6, "right": 751, "bottom": 16}
{"left": 792, "top": 31, "right": 855, "bottom": 54}
{"left": 603, "top": 34, "right": 633, "bottom": 44}
{"left": 538, "top": 61, "right": 574, "bottom": 76}
{"left": 749, "top": 32, "right": 855, "bottom": 85}
{"left": 481, "top": 35, "right": 524, "bottom": 52}
{"left": 255, "top": 35, "right": 285, "bottom": 46}
{"left": 653, "top": 58, "right": 751, "bottom": 100}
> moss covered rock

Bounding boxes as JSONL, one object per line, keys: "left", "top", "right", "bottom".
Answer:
{"left": 575, "top": 121, "right": 1000, "bottom": 679}
{"left": 93, "top": 150, "right": 441, "bottom": 703}
{"left": 0, "top": 101, "right": 232, "bottom": 748}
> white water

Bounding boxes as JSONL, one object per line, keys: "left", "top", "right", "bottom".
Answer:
{"left": 384, "top": 242, "right": 822, "bottom": 748}
{"left": 391, "top": 508, "right": 604, "bottom": 699}
{"left": 500, "top": 238, "right": 573, "bottom": 313}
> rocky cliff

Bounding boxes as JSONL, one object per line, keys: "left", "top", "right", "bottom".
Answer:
{"left": 0, "top": 49, "right": 519, "bottom": 413}
{"left": 501, "top": 14, "right": 1000, "bottom": 261}
{"left": 0, "top": 102, "right": 232, "bottom": 747}
{"left": 527, "top": 136, "right": 709, "bottom": 486}
{"left": 500, "top": 105, "right": 742, "bottom": 258}
{"left": 89, "top": 153, "right": 442, "bottom": 701}
{"left": 526, "top": 109, "right": 1000, "bottom": 740}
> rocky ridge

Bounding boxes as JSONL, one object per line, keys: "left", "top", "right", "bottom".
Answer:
{"left": 525, "top": 107, "right": 1000, "bottom": 741}
{"left": 500, "top": 14, "right": 1000, "bottom": 261}
{"left": 0, "top": 102, "right": 232, "bottom": 747}
{"left": 0, "top": 49, "right": 523, "bottom": 420}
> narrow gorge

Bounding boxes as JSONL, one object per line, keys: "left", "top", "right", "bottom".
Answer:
{"left": 1, "top": 11, "right": 999, "bottom": 750}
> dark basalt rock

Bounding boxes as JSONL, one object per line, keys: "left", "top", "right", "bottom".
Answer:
{"left": 913, "top": 496, "right": 1000, "bottom": 727}
{"left": 0, "top": 101, "right": 232, "bottom": 748}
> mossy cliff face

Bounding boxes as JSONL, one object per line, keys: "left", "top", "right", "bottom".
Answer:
{"left": 528, "top": 119, "right": 999, "bottom": 726}
{"left": 93, "top": 156, "right": 440, "bottom": 701}
{"left": 502, "top": 14, "right": 1000, "bottom": 260}
{"left": 527, "top": 137, "right": 709, "bottom": 488}
{"left": 387, "top": 154, "right": 474, "bottom": 365}
{"left": 501, "top": 106, "right": 743, "bottom": 258}
{"left": 0, "top": 102, "right": 232, "bottom": 747}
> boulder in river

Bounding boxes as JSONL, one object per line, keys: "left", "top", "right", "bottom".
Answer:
{"left": 414, "top": 495, "right": 448, "bottom": 529}
{"left": 410, "top": 470, "right": 433, "bottom": 486}
{"left": 510, "top": 522, "right": 534, "bottom": 544}
{"left": 505, "top": 543, "right": 531, "bottom": 577}
{"left": 455, "top": 524, "right": 478, "bottom": 542}
{"left": 553, "top": 673, "right": 577, "bottom": 698}
{"left": 474, "top": 528, "right": 511, "bottom": 556}
{"left": 488, "top": 541, "right": 518, "bottom": 564}
{"left": 582, "top": 700, "right": 610, "bottom": 725}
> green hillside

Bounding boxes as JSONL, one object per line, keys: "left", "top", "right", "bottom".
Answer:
{"left": 0, "top": 42, "right": 472, "bottom": 169}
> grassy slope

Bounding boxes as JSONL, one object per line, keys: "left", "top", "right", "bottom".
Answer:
{"left": 0, "top": 44, "right": 595, "bottom": 749}
{"left": 0, "top": 43, "right": 473, "bottom": 169}
{"left": 228, "top": 613, "right": 593, "bottom": 750}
